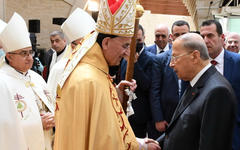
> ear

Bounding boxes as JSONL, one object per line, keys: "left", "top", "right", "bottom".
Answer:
{"left": 5, "top": 53, "right": 11, "bottom": 60}
{"left": 5, "top": 53, "right": 13, "bottom": 64}
{"left": 220, "top": 34, "right": 225, "bottom": 44}
{"left": 192, "top": 50, "right": 200, "bottom": 63}
{"left": 102, "top": 37, "right": 111, "bottom": 50}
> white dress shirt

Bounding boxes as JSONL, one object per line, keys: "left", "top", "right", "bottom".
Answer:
{"left": 210, "top": 48, "right": 224, "bottom": 75}
{"left": 157, "top": 43, "right": 170, "bottom": 54}
{"left": 190, "top": 63, "right": 212, "bottom": 87}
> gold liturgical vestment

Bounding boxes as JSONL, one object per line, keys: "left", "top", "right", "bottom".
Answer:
{"left": 54, "top": 42, "right": 139, "bottom": 150}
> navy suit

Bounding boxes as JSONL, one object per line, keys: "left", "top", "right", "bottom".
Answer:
{"left": 148, "top": 49, "right": 181, "bottom": 139}
{"left": 120, "top": 49, "right": 153, "bottom": 138}
{"left": 163, "top": 66, "right": 237, "bottom": 150}
{"left": 146, "top": 44, "right": 172, "bottom": 55}
{"left": 223, "top": 50, "right": 240, "bottom": 150}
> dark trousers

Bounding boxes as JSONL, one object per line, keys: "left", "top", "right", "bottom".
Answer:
{"left": 128, "top": 117, "right": 148, "bottom": 138}
{"left": 147, "top": 121, "right": 164, "bottom": 140}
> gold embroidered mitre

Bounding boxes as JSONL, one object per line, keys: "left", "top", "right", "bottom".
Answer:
{"left": 96, "top": 0, "right": 137, "bottom": 37}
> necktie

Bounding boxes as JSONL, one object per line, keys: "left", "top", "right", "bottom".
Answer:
{"left": 211, "top": 60, "right": 218, "bottom": 66}
{"left": 159, "top": 50, "right": 164, "bottom": 53}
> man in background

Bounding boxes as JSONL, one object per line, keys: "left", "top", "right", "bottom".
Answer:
{"left": 148, "top": 20, "right": 190, "bottom": 139}
{"left": 225, "top": 32, "right": 240, "bottom": 53}
{"left": 200, "top": 19, "right": 240, "bottom": 150}
{"left": 47, "top": 8, "right": 96, "bottom": 100}
{"left": 120, "top": 24, "right": 153, "bottom": 138}
{"left": 146, "top": 24, "right": 171, "bottom": 54}
{"left": 43, "top": 31, "right": 67, "bottom": 81}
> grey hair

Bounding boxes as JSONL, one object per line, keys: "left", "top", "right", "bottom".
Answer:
{"left": 50, "top": 31, "right": 65, "bottom": 39}
{"left": 178, "top": 33, "right": 209, "bottom": 60}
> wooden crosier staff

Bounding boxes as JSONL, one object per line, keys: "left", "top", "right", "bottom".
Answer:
{"left": 123, "top": 1, "right": 144, "bottom": 112}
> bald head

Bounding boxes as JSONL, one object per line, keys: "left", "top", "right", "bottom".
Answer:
{"left": 175, "top": 33, "right": 209, "bottom": 60}
{"left": 154, "top": 24, "right": 170, "bottom": 49}
{"left": 155, "top": 24, "right": 170, "bottom": 35}
{"left": 225, "top": 32, "right": 240, "bottom": 53}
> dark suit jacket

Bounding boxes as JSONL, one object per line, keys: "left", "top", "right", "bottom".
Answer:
{"left": 163, "top": 66, "right": 237, "bottom": 150}
{"left": 150, "top": 49, "right": 180, "bottom": 124}
{"left": 42, "top": 49, "right": 54, "bottom": 81}
{"left": 120, "top": 49, "right": 153, "bottom": 124}
{"left": 223, "top": 50, "right": 240, "bottom": 150}
{"left": 146, "top": 44, "right": 172, "bottom": 55}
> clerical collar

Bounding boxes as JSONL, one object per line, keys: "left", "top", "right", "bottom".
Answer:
{"left": 15, "top": 69, "right": 28, "bottom": 76}
{"left": 57, "top": 46, "right": 66, "bottom": 56}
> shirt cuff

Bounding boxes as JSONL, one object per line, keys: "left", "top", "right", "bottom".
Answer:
{"left": 136, "top": 138, "right": 148, "bottom": 150}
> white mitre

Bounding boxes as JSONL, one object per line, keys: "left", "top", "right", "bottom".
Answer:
{"left": 0, "top": 12, "right": 31, "bottom": 53}
{"left": 0, "top": 19, "right": 7, "bottom": 33}
{"left": 96, "top": 0, "right": 137, "bottom": 37}
{"left": 0, "top": 19, "right": 7, "bottom": 48}
{"left": 61, "top": 8, "right": 96, "bottom": 42}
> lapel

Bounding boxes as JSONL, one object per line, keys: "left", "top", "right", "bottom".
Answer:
{"left": 166, "top": 66, "right": 217, "bottom": 132}
{"left": 223, "top": 50, "right": 233, "bottom": 81}
{"left": 168, "top": 85, "right": 199, "bottom": 128}
{"left": 154, "top": 44, "right": 158, "bottom": 54}
{"left": 137, "top": 49, "right": 148, "bottom": 68}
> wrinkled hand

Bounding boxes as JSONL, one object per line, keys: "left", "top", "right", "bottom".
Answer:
{"left": 145, "top": 138, "right": 161, "bottom": 150}
{"left": 116, "top": 79, "right": 137, "bottom": 103}
{"left": 155, "top": 121, "right": 168, "bottom": 132}
{"left": 41, "top": 112, "right": 55, "bottom": 130}
{"left": 117, "top": 79, "right": 137, "bottom": 92}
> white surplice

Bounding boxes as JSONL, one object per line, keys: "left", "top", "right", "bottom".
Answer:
{"left": 0, "top": 61, "right": 55, "bottom": 150}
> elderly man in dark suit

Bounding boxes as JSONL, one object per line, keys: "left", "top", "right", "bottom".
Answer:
{"left": 120, "top": 24, "right": 153, "bottom": 138}
{"left": 162, "top": 32, "right": 236, "bottom": 150}
{"left": 146, "top": 24, "right": 171, "bottom": 55}
{"left": 148, "top": 20, "right": 190, "bottom": 139}
{"left": 200, "top": 19, "right": 240, "bottom": 150}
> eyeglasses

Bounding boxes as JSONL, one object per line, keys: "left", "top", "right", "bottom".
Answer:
{"left": 171, "top": 52, "right": 190, "bottom": 63}
{"left": 155, "top": 34, "right": 167, "bottom": 38}
{"left": 9, "top": 50, "right": 35, "bottom": 58}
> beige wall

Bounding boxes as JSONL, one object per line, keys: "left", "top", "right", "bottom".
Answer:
{"left": 0, "top": 0, "right": 5, "bottom": 20}
{"left": 4, "top": 0, "right": 88, "bottom": 50}
{"left": 140, "top": 11, "right": 196, "bottom": 46}
{"left": 3, "top": 1, "right": 195, "bottom": 50}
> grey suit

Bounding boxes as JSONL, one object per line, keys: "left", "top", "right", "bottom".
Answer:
{"left": 163, "top": 66, "right": 237, "bottom": 150}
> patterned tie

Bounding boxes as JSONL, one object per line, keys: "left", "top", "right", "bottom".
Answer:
{"left": 211, "top": 60, "right": 218, "bottom": 66}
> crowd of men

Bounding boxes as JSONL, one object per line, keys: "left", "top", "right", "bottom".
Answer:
{"left": 0, "top": 0, "right": 240, "bottom": 150}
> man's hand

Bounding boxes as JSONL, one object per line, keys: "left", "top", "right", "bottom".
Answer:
{"left": 116, "top": 79, "right": 137, "bottom": 103}
{"left": 145, "top": 138, "right": 161, "bottom": 150}
{"left": 155, "top": 121, "right": 168, "bottom": 132}
{"left": 41, "top": 112, "right": 55, "bottom": 130}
